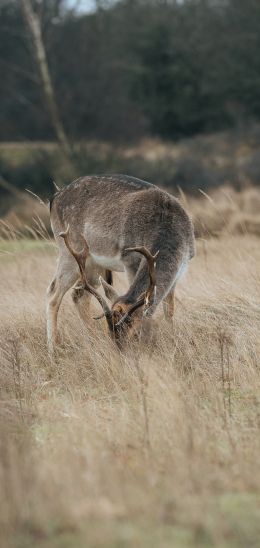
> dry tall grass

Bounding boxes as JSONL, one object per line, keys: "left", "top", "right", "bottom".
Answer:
{"left": 1, "top": 195, "right": 260, "bottom": 547}
{"left": 2, "top": 184, "right": 260, "bottom": 241}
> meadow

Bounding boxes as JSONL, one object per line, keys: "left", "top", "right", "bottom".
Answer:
{"left": 1, "top": 188, "right": 260, "bottom": 547}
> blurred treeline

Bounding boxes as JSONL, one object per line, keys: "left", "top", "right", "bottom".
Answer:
{"left": 1, "top": 0, "right": 260, "bottom": 141}
{"left": 1, "top": 0, "right": 260, "bottom": 210}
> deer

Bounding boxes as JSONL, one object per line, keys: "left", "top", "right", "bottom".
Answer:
{"left": 46, "top": 174, "right": 195, "bottom": 351}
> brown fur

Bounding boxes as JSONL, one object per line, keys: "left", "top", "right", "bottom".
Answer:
{"left": 46, "top": 175, "right": 195, "bottom": 350}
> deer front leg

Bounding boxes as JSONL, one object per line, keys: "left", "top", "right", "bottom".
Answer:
{"left": 46, "top": 266, "right": 78, "bottom": 353}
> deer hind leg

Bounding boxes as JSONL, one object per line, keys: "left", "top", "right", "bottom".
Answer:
{"left": 163, "top": 288, "right": 175, "bottom": 323}
{"left": 46, "top": 257, "right": 78, "bottom": 352}
{"left": 72, "top": 285, "right": 92, "bottom": 324}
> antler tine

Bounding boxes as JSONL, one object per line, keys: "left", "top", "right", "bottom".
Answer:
{"left": 59, "top": 226, "right": 113, "bottom": 329}
{"left": 125, "top": 246, "right": 159, "bottom": 302}
{"left": 115, "top": 246, "right": 159, "bottom": 328}
{"left": 115, "top": 296, "right": 146, "bottom": 329}
{"left": 60, "top": 224, "right": 88, "bottom": 278}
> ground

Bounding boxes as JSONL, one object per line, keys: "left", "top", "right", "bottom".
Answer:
{"left": 1, "top": 232, "right": 260, "bottom": 548}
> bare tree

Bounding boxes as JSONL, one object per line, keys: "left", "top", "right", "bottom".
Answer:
{"left": 21, "top": 0, "right": 71, "bottom": 155}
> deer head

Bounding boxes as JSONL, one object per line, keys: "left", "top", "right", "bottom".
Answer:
{"left": 59, "top": 225, "right": 158, "bottom": 346}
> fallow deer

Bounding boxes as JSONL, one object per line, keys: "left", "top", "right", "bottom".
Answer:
{"left": 46, "top": 175, "right": 195, "bottom": 350}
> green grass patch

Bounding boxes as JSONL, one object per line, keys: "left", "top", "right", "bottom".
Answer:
{"left": 9, "top": 494, "right": 260, "bottom": 548}
{"left": 9, "top": 520, "right": 197, "bottom": 548}
{"left": 0, "top": 238, "right": 56, "bottom": 256}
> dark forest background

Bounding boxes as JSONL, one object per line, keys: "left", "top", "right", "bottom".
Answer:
{"left": 1, "top": 0, "right": 260, "bottom": 209}
{"left": 2, "top": 0, "right": 260, "bottom": 142}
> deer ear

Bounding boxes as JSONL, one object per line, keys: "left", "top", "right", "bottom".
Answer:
{"left": 99, "top": 276, "right": 119, "bottom": 304}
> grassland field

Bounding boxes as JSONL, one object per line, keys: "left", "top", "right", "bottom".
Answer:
{"left": 1, "top": 186, "right": 260, "bottom": 548}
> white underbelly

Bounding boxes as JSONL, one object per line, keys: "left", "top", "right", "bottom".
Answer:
{"left": 90, "top": 252, "right": 125, "bottom": 272}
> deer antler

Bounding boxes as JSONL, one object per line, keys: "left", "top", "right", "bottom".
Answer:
{"left": 59, "top": 225, "right": 113, "bottom": 330}
{"left": 59, "top": 230, "right": 158, "bottom": 339}
{"left": 115, "top": 246, "right": 159, "bottom": 328}
{"left": 60, "top": 224, "right": 89, "bottom": 276}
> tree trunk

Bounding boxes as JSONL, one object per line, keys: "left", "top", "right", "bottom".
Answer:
{"left": 21, "top": 0, "right": 71, "bottom": 156}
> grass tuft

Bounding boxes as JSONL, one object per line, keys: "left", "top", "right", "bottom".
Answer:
{"left": 1, "top": 214, "right": 260, "bottom": 546}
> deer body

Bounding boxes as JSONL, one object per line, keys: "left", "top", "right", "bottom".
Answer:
{"left": 47, "top": 175, "right": 195, "bottom": 349}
